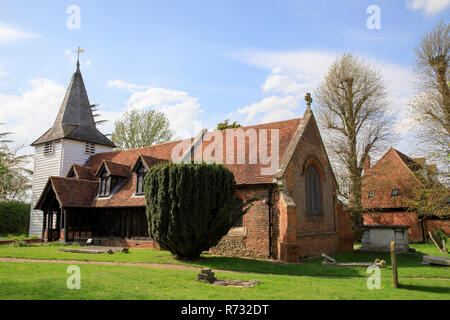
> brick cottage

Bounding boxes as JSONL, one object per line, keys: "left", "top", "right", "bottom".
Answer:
{"left": 29, "top": 63, "right": 353, "bottom": 262}
{"left": 362, "top": 148, "right": 450, "bottom": 242}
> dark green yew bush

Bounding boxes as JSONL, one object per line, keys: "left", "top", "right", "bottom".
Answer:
{"left": 144, "top": 163, "right": 244, "bottom": 259}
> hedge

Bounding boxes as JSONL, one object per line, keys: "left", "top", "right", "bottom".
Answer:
{"left": 0, "top": 202, "right": 31, "bottom": 235}
{"left": 145, "top": 162, "right": 240, "bottom": 259}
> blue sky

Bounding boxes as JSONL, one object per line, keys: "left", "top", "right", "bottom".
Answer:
{"left": 0, "top": 0, "right": 448, "bottom": 161}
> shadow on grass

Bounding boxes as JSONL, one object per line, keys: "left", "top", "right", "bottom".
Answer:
{"left": 400, "top": 284, "right": 450, "bottom": 295}
{"left": 183, "top": 254, "right": 366, "bottom": 278}
{"left": 179, "top": 248, "right": 447, "bottom": 279}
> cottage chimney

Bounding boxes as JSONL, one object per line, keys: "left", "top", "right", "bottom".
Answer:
{"left": 363, "top": 156, "right": 371, "bottom": 173}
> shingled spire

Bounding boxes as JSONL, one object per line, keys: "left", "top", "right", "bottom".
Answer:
{"left": 32, "top": 64, "right": 115, "bottom": 147}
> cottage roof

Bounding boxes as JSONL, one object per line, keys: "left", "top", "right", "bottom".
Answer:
{"left": 362, "top": 148, "right": 439, "bottom": 210}
{"left": 87, "top": 117, "right": 302, "bottom": 185}
{"left": 35, "top": 176, "right": 99, "bottom": 209}
{"left": 96, "top": 160, "right": 131, "bottom": 178}
{"left": 37, "top": 117, "right": 305, "bottom": 208}
{"left": 67, "top": 164, "right": 97, "bottom": 180}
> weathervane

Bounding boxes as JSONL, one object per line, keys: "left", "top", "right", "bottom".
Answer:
{"left": 76, "top": 47, "right": 84, "bottom": 67}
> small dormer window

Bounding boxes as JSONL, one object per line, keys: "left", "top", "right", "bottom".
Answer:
{"left": 368, "top": 191, "right": 375, "bottom": 199}
{"left": 85, "top": 143, "right": 96, "bottom": 155}
{"left": 391, "top": 189, "right": 400, "bottom": 197}
{"left": 136, "top": 166, "right": 146, "bottom": 195}
{"left": 96, "top": 161, "right": 130, "bottom": 198}
{"left": 98, "top": 168, "right": 111, "bottom": 197}
{"left": 44, "top": 142, "right": 54, "bottom": 155}
{"left": 68, "top": 169, "right": 77, "bottom": 179}
{"left": 99, "top": 171, "right": 111, "bottom": 197}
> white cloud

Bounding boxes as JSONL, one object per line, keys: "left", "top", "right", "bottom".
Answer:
{"left": 237, "top": 96, "right": 300, "bottom": 123}
{"left": 0, "top": 22, "right": 36, "bottom": 45}
{"left": 407, "top": 0, "right": 450, "bottom": 15}
{"left": 107, "top": 81, "right": 204, "bottom": 139}
{"left": 230, "top": 50, "right": 336, "bottom": 124}
{"left": 0, "top": 78, "right": 66, "bottom": 149}
{"left": 262, "top": 73, "right": 310, "bottom": 95}
{"left": 369, "top": 60, "right": 416, "bottom": 135}
{"left": 232, "top": 49, "right": 416, "bottom": 135}
{"left": 235, "top": 49, "right": 336, "bottom": 79}
{"left": 106, "top": 80, "right": 150, "bottom": 92}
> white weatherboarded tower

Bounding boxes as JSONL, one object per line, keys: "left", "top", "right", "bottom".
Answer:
{"left": 29, "top": 62, "right": 115, "bottom": 237}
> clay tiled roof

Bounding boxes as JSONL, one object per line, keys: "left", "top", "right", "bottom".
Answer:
{"left": 39, "top": 117, "right": 304, "bottom": 208}
{"left": 362, "top": 148, "right": 438, "bottom": 210}
{"left": 87, "top": 118, "right": 302, "bottom": 185}
{"left": 35, "top": 176, "right": 100, "bottom": 209}
{"left": 138, "top": 155, "right": 167, "bottom": 170}
{"left": 96, "top": 160, "right": 131, "bottom": 178}
{"left": 67, "top": 164, "right": 97, "bottom": 180}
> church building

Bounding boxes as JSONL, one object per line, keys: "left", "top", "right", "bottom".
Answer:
{"left": 29, "top": 63, "right": 353, "bottom": 262}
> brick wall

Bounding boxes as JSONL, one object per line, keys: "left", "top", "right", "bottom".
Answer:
{"left": 362, "top": 149, "right": 417, "bottom": 210}
{"left": 364, "top": 211, "right": 450, "bottom": 242}
{"left": 281, "top": 115, "right": 346, "bottom": 259}
{"left": 211, "top": 115, "right": 355, "bottom": 261}
{"left": 425, "top": 219, "right": 450, "bottom": 236}
{"left": 118, "top": 239, "right": 160, "bottom": 249}
{"left": 363, "top": 211, "right": 423, "bottom": 242}
{"left": 337, "top": 203, "right": 354, "bottom": 252}
{"left": 210, "top": 185, "right": 271, "bottom": 259}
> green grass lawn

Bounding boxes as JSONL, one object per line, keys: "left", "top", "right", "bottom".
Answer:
{"left": 0, "top": 261, "right": 448, "bottom": 300}
{"left": 0, "top": 243, "right": 448, "bottom": 300}
{"left": 0, "top": 243, "right": 448, "bottom": 279}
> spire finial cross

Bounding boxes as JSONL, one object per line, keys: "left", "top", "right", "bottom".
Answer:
{"left": 305, "top": 92, "right": 313, "bottom": 111}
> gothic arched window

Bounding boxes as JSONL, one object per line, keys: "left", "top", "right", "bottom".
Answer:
{"left": 306, "top": 163, "right": 323, "bottom": 216}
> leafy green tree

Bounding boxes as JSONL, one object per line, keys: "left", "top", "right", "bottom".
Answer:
{"left": 0, "top": 127, "right": 11, "bottom": 184}
{"left": 216, "top": 119, "right": 241, "bottom": 130}
{"left": 0, "top": 201, "right": 31, "bottom": 235}
{"left": 112, "top": 109, "right": 174, "bottom": 150}
{"left": 407, "top": 171, "right": 450, "bottom": 220}
{"left": 0, "top": 125, "right": 32, "bottom": 201}
{"left": 144, "top": 162, "right": 248, "bottom": 259}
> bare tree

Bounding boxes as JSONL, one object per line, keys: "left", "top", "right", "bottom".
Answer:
{"left": 409, "top": 21, "right": 450, "bottom": 184}
{"left": 314, "top": 53, "right": 395, "bottom": 238}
